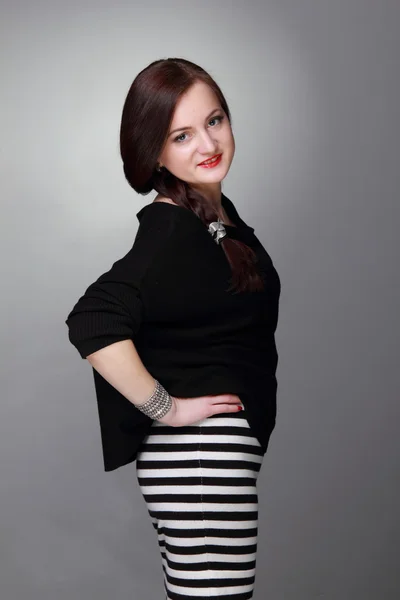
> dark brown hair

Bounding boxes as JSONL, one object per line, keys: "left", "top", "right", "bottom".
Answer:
{"left": 119, "top": 57, "right": 264, "bottom": 293}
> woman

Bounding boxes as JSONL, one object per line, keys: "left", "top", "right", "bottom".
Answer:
{"left": 66, "top": 57, "right": 281, "bottom": 600}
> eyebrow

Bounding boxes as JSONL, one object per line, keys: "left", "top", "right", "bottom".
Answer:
{"left": 168, "top": 108, "right": 222, "bottom": 137}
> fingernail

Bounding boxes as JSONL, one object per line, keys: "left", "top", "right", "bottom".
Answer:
{"left": 237, "top": 405, "right": 243, "bottom": 411}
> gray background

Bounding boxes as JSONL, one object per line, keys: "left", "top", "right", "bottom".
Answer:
{"left": 1, "top": 1, "right": 399, "bottom": 598}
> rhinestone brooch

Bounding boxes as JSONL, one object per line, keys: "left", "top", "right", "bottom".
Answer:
{"left": 208, "top": 218, "right": 227, "bottom": 245}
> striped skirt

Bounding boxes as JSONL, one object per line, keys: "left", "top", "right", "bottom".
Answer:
{"left": 135, "top": 409, "right": 264, "bottom": 600}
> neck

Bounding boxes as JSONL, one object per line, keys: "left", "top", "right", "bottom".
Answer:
{"left": 191, "top": 182, "right": 222, "bottom": 211}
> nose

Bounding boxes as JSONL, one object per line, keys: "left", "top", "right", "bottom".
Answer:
{"left": 197, "top": 129, "right": 218, "bottom": 155}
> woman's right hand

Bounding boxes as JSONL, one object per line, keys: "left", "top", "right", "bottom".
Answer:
{"left": 157, "top": 393, "right": 244, "bottom": 427}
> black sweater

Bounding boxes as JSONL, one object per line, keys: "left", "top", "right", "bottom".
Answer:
{"left": 66, "top": 193, "right": 281, "bottom": 471}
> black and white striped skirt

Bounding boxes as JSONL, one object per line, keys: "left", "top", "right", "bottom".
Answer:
{"left": 135, "top": 409, "right": 264, "bottom": 600}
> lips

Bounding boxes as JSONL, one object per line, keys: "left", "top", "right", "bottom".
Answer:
{"left": 198, "top": 154, "right": 222, "bottom": 166}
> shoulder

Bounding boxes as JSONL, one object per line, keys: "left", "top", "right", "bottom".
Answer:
{"left": 152, "top": 195, "right": 178, "bottom": 206}
{"left": 92, "top": 205, "right": 178, "bottom": 288}
{"left": 135, "top": 198, "right": 177, "bottom": 239}
{"left": 221, "top": 193, "right": 248, "bottom": 228}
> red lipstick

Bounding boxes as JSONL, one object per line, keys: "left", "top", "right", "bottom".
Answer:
{"left": 198, "top": 154, "right": 222, "bottom": 168}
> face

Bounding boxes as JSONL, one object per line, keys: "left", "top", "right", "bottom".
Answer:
{"left": 157, "top": 80, "right": 235, "bottom": 203}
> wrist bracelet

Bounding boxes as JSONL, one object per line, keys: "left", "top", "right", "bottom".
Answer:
{"left": 134, "top": 379, "right": 172, "bottom": 420}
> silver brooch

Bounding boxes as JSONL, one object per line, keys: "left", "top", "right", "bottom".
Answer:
{"left": 208, "top": 218, "right": 227, "bottom": 245}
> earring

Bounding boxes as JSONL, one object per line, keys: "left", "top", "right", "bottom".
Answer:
{"left": 156, "top": 164, "right": 163, "bottom": 172}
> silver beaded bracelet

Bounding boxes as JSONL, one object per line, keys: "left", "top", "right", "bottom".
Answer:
{"left": 134, "top": 379, "right": 173, "bottom": 420}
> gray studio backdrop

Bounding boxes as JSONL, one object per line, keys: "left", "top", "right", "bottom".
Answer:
{"left": 1, "top": 1, "right": 399, "bottom": 599}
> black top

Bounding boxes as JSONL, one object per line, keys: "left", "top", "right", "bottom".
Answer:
{"left": 65, "top": 193, "right": 281, "bottom": 471}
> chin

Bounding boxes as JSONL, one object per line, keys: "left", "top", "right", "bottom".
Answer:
{"left": 197, "top": 172, "right": 228, "bottom": 185}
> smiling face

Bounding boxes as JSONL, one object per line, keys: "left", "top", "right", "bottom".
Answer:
{"left": 157, "top": 80, "right": 235, "bottom": 203}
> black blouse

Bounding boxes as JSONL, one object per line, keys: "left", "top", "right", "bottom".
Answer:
{"left": 65, "top": 193, "right": 281, "bottom": 471}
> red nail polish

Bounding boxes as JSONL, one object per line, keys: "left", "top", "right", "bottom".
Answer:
{"left": 237, "top": 406, "right": 243, "bottom": 411}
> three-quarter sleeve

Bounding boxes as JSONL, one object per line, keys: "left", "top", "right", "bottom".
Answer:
{"left": 65, "top": 250, "right": 144, "bottom": 359}
{"left": 66, "top": 205, "right": 177, "bottom": 360}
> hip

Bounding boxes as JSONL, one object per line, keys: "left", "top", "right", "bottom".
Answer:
{"left": 136, "top": 411, "right": 263, "bottom": 474}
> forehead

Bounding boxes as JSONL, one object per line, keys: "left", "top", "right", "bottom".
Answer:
{"left": 172, "top": 81, "right": 220, "bottom": 120}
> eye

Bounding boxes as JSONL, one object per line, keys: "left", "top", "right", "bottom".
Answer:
{"left": 173, "top": 115, "right": 225, "bottom": 143}
{"left": 174, "top": 132, "right": 188, "bottom": 143}
{"left": 209, "top": 115, "right": 224, "bottom": 127}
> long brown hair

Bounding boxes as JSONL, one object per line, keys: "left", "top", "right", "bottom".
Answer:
{"left": 120, "top": 57, "right": 264, "bottom": 293}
